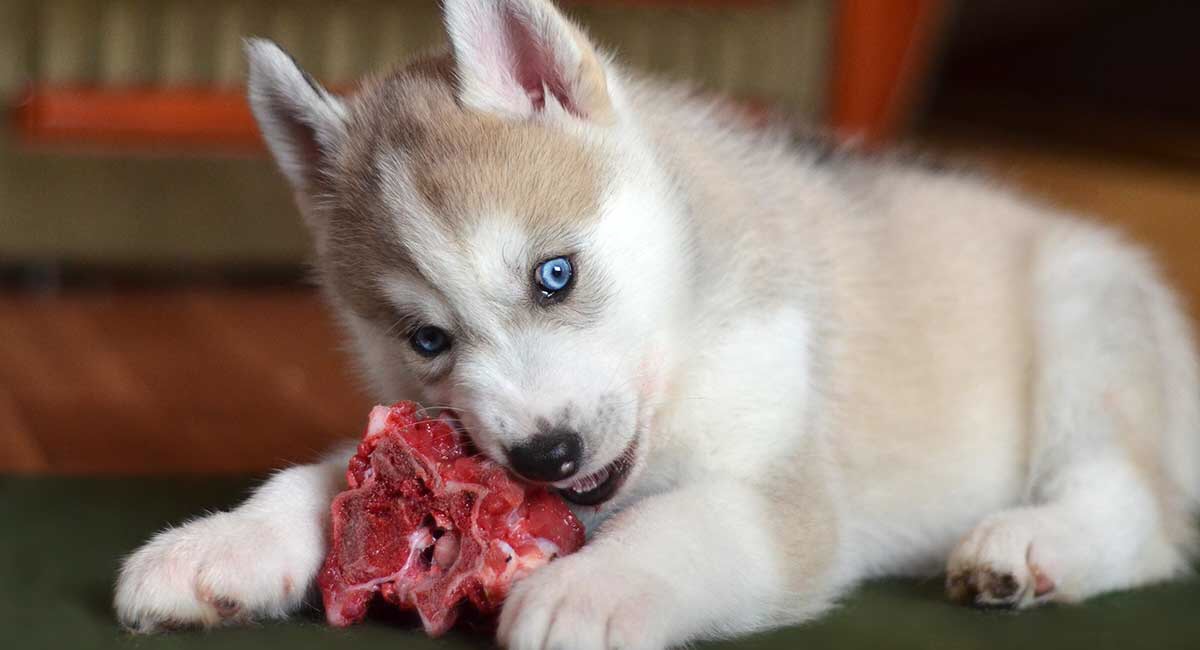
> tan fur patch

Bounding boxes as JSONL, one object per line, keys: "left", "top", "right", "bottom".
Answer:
{"left": 314, "top": 52, "right": 605, "bottom": 322}
{"left": 342, "top": 53, "right": 602, "bottom": 234}
{"left": 763, "top": 439, "right": 844, "bottom": 622}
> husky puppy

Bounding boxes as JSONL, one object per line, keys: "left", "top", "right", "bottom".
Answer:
{"left": 114, "top": 0, "right": 1200, "bottom": 647}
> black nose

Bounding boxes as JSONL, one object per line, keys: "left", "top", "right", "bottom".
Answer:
{"left": 506, "top": 429, "right": 583, "bottom": 482}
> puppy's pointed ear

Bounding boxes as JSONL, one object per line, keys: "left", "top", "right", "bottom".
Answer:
{"left": 245, "top": 38, "right": 347, "bottom": 193}
{"left": 444, "top": 0, "right": 614, "bottom": 122}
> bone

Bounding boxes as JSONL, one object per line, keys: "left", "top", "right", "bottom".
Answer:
{"left": 433, "top": 532, "right": 460, "bottom": 568}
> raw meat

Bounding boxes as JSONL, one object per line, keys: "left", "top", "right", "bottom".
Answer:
{"left": 318, "top": 401, "right": 586, "bottom": 636}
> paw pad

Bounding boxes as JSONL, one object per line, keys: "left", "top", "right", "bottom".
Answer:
{"left": 945, "top": 561, "right": 1056, "bottom": 610}
{"left": 946, "top": 568, "right": 1023, "bottom": 609}
{"left": 197, "top": 585, "right": 243, "bottom": 621}
{"left": 210, "top": 597, "right": 241, "bottom": 619}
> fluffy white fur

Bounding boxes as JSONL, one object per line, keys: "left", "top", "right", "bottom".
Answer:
{"left": 244, "top": 39, "right": 346, "bottom": 193}
{"left": 115, "top": 1, "right": 1200, "bottom": 647}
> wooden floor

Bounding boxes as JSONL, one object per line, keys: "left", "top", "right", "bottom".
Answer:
{"left": 0, "top": 288, "right": 371, "bottom": 473}
{"left": 2, "top": 133, "right": 1198, "bottom": 474}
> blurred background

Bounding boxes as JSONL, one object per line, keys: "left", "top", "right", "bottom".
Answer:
{"left": 1, "top": 0, "right": 1197, "bottom": 475}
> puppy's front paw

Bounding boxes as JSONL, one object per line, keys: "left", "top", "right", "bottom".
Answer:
{"left": 114, "top": 511, "right": 319, "bottom": 633}
{"left": 497, "top": 552, "right": 670, "bottom": 650}
{"left": 946, "top": 512, "right": 1057, "bottom": 610}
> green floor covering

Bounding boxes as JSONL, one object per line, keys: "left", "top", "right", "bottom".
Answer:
{"left": 2, "top": 475, "right": 1197, "bottom": 649}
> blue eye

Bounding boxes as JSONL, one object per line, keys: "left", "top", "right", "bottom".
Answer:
{"left": 535, "top": 256, "right": 573, "bottom": 298}
{"left": 410, "top": 325, "right": 450, "bottom": 357}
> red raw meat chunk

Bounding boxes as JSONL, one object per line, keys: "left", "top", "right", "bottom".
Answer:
{"left": 319, "top": 401, "right": 586, "bottom": 636}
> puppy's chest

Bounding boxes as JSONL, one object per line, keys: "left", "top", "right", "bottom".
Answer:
{"left": 648, "top": 319, "right": 821, "bottom": 482}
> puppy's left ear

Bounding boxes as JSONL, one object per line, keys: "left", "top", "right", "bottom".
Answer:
{"left": 444, "top": 0, "right": 614, "bottom": 122}
{"left": 244, "top": 38, "right": 347, "bottom": 194}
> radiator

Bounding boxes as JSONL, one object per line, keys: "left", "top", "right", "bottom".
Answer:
{"left": 0, "top": 0, "right": 833, "bottom": 117}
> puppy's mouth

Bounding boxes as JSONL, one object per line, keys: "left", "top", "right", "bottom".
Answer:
{"left": 554, "top": 436, "right": 639, "bottom": 507}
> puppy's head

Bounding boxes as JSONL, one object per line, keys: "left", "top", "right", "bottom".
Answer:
{"left": 246, "top": 0, "right": 688, "bottom": 506}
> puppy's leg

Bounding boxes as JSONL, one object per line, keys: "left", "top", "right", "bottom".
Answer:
{"left": 947, "top": 228, "right": 1199, "bottom": 608}
{"left": 946, "top": 456, "right": 1189, "bottom": 607}
{"left": 498, "top": 476, "right": 845, "bottom": 650}
{"left": 114, "top": 441, "right": 356, "bottom": 632}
